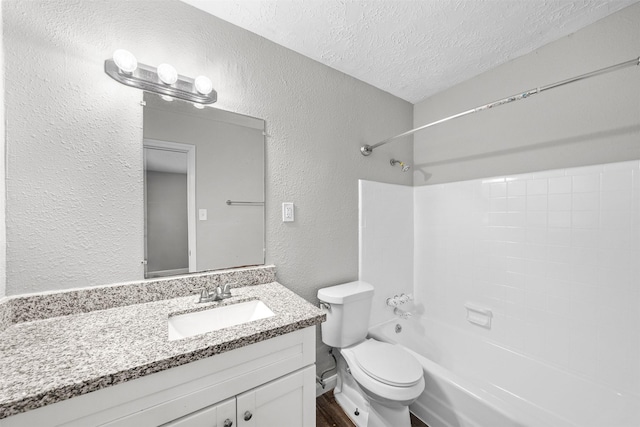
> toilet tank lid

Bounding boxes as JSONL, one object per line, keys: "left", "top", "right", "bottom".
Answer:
{"left": 317, "top": 281, "right": 374, "bottom": 304}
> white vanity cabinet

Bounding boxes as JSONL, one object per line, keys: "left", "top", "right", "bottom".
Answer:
{"left": 161, "top": 366, "right": 315, "bottom": 427}
{"left": 236, "top": 366, "right": 315, "bottom": 427}
{"left": 162, "top": 397, "right": 236, "bottom": 427}
{"left": 1, "top": 327, "right": 316, "bottom": 427}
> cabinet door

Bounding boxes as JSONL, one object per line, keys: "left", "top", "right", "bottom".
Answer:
{"left": 161, "top": 397, "right": 236, "bottom": 427}
{"left": 236, "top": 366, "right": 315, "bottom": 427}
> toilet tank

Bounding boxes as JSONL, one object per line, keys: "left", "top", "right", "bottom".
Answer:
{"left": 317, "top": 281, "right": 374, "bottom": 348}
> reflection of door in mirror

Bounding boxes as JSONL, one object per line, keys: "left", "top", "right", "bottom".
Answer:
{"left": 143, "top": 140, "right": 196, "bottom": 278}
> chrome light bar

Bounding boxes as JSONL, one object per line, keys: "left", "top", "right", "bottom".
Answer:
{"left": 104, "top": 50, "right": 217, "bottom": 105}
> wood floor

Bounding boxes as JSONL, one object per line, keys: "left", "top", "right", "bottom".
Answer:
{"left": 316, "top": 390, "right": 428, "bottom": 427}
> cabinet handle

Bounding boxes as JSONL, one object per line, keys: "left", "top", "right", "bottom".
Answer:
{"left": 243, "top": 411, "right": 253, "bottom": 421}
{"left": 223, "top": 419, "right": 233, "bottom": 427}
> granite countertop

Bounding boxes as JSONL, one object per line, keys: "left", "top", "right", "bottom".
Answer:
{"left": 0, "top": 282, "right": 325, "bottom": 419}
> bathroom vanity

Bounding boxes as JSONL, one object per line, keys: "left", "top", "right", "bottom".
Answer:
{"left": 0, "top": 266, "right": 324, "bottom": 426}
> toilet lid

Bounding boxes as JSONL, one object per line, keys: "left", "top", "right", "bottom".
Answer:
{"left": 351, "top": 340, "right": 423, "bottom": 387}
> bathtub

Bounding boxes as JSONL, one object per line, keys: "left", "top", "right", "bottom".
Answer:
{"left": 368, "top": 317, "right": 640, "bottom": 427}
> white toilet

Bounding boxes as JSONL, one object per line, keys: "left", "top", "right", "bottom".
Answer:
{"left": 318, "top": 281, "right": 425, "bottom": 427}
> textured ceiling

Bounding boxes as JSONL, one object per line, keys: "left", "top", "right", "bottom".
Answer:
{"left": 181, "top": 0, "right": 637, "bottom": 104}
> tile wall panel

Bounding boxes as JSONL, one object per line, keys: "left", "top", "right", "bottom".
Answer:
{"left": 360, "top": 180, "right": 414, "bottom": 327}
{"left": 414, "top": 160, "right": 640, "bottom": 396}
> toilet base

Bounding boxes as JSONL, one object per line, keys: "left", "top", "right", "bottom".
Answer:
{"left": 334, "top": 384, "right": 369, "bottom": 427}
{"left": 334, "top": 351, "right": 413, "bottom": 427}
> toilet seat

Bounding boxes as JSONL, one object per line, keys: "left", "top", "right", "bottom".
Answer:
{"left": 351, "top": 339, "right": 423, "bottom": 387}
{"left": 341, "top": 339, "right": 425, "bottom": 405}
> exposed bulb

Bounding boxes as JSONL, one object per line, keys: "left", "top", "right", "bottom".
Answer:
{"left": 193, "top": 102, "right": 205, "bottom": 109}
{"left": 160, "top": 95, "right": 174, "bottom": 102}
{"left": 113, "top": 49, "right": 137, "bottom": 73}
{"left": 157, "top": 63, "right": 178, "bottom": 85}
{"left": 194, "top": 75, "right": 213, "bottom": 95}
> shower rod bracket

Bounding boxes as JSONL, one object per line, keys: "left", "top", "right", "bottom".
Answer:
{"left": 360, "top": 144, "right": 373, "bottom": 156}
{"left": 360, "top": 56, "right": 640, "bottom": 156}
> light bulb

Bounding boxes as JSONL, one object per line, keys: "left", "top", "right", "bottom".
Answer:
{"left": 194, "top": 76, "right": 213, "bottom": 95}
{"left": 160, "top": 95, "right": 174, "bottom": 102}
{"left": 157, "top": 63, "right": 178, "bottom": 85}
{"left": 113, "top": 49, "right": 137, "bottom": 73}
{"left": 193, "top": 103, "right": 205, "bottom": 109}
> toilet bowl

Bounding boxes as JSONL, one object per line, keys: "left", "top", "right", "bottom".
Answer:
{"left": 318, "top": 281, "right": 425, "bottom": 427}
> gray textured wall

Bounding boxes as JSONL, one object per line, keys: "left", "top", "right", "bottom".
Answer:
{"left": 0, "top": 3, "right": 5, "bottom": 299}
{"left": 3, "top": 0, "right": 412, "bottom": 309}
{"left": 413, "top": 3, "right": 640, "bottom": 185}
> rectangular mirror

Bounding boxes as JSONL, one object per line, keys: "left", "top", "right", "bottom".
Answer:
{"left": 143, "top": 92, "right": 265, "bottom": 278}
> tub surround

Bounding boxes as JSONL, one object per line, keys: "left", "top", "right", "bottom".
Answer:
{"left": 359, "top": 160, "right": 640, "bottom": 427}
{"left": 414, "top": 160, "right": 640, "bottom": 396}
{"left": 0, "top": 266, "right": 325, "bottom": 419}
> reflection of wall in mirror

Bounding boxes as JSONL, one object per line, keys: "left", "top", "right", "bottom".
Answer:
{"left": 143, "top": 95, "right": 265, "bottom": 273}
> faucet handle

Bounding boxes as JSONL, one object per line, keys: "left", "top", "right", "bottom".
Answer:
{"left": 193, "top": 287, "right": 210, "bottom": 303}
{"left": 221, "top": 283, "right": 234, "bottom": 297}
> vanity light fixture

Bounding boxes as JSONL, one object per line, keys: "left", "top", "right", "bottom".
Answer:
{"left": 194, "top": 75, "right": 214, "bottom": 95}
{"left": 112, "top": 49, "right": 137, "bottom": 74}
{"left": 157, "top": 63, "right": 178, "bottom": 85}
{"left": 105, "top": 49, "right": 217, "bottom": 104}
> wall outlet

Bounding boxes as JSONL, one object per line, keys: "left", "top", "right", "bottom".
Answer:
{"left": 282, "top": 203, "right": 294, "bottom": 222}
{"left": 199, "top": 209, "right": 207, "bottom": 220}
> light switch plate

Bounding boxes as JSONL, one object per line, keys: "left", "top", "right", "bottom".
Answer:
{"left": 199, "top": 209, "right": 207, "bottom": 221}
{"left": 282, "top": 203, "right": 294, "bottom": 222}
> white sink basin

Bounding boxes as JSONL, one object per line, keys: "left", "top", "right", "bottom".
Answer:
{"left": 168, "top": 300, "right": 275, "bottom": 341}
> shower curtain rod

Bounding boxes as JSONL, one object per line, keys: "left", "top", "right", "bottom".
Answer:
{"left": 360, "top": 57, "right": 640, "bottom": 156}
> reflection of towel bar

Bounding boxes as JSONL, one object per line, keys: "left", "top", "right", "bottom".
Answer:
{"left": 226, "top": 200, "right": 264, "bottom": 206}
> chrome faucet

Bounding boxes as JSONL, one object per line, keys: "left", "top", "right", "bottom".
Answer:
{"left": 195, "top": 283, "right": 234, "bottom": 303}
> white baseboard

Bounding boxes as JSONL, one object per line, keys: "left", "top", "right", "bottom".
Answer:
{"left": 316, "top": 373, "right": 337, "bottom": 397}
